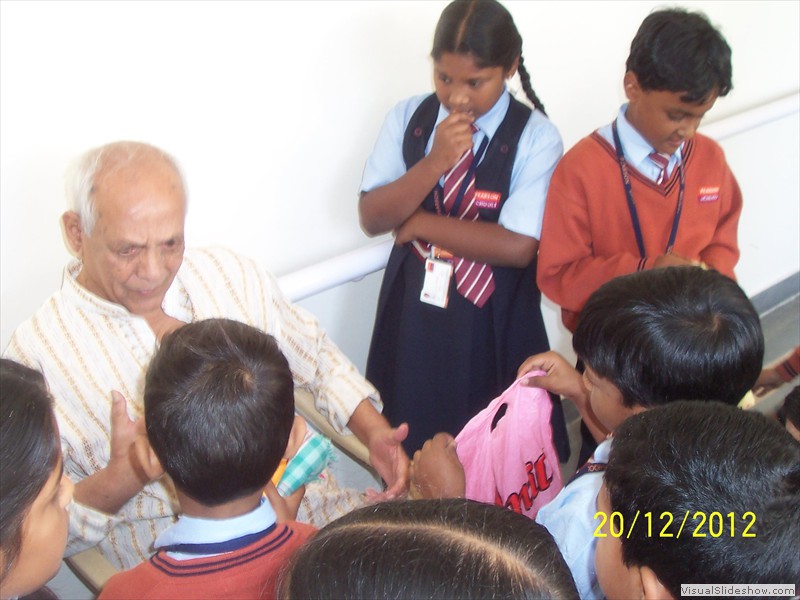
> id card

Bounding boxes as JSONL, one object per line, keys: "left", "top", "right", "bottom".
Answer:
{"left": 420, "top": 258, "right": 453, "bottom": 308}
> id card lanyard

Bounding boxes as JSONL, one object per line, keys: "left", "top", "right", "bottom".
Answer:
{"left": 611, "top": 121, "right": 685, "bottom": 259}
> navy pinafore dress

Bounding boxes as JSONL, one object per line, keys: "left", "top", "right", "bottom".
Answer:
{"left": 366, "top": 94, "right": 568, "bottom": 458}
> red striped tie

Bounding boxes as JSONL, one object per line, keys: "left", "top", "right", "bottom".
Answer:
{"left": 649, "top": 152, "right": 669, "bottom": 188}
{"left": 442, "top": 135, "right": 495, "bottom": 308}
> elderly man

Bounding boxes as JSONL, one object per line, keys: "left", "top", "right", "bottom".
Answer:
{"left": 4, "top": 141, "right": 409, "bottom": 569}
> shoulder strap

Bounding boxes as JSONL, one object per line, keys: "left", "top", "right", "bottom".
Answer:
{"left": 475, "top": 96, "right": 531, "bottom": 193}
{"left": 402, "top": 94, "right": 440, "bottom": 170}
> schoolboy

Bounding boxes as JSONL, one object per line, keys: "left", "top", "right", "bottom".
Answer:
{"left": 412, "top": 266, "right": 764, "bottom": 599}
{"left": 538, "top": 8, "right": 740, "bottom": 334}
{"left": 596, "top": 401, "right": 800, "bottom": 599}
{"left": 531, "top": 266, "right": 763, "bottom": 599}
{"left": 99, "top": 319, "right": 316, "bottom": 600}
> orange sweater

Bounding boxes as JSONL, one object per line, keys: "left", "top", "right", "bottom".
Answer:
{"left": 99, "top": 521, "right": 315, "bottom": 600}
{"left": 538, "top": 131, "right": 741, "bottom": 331}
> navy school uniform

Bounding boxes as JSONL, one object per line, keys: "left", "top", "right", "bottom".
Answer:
{"left": 362, "top": 92, "right": 569, "bottom": 457}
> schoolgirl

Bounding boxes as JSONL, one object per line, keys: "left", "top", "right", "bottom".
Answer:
{"left": 359, "top": 0, "right": 566, "bottom": 454}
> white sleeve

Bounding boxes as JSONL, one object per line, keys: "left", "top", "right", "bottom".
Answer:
{"left": 359, "top": 94, "right": 430, "bottom": 193}
{"left": 498, "top": 111, "right": 564, "bottom": 239}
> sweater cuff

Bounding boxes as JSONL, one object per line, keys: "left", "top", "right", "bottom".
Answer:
{"left": 776, "top": 347, "right": 800, "bottom": 382}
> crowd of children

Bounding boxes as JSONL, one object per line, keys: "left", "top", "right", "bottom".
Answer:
{"left": 2, "top": 1, "right": 798, "bottom": 600}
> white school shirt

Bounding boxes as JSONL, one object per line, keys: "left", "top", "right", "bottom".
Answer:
{"left": 597, "top": 104, "right": 683, "bottom": 182}
{"left": 155, "top": 497, "right": 277, "bottom": 560}
{"left": 360, "top": 89, "right": 563, "bottom": 239}
{"left": 536, "top": 437, "right": 613, "bottom": 600}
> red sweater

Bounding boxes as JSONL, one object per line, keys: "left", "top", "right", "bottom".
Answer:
{"left": 538, "top": 131, "right": 741, "bottom": 331}
{"left": 98, "top": 521, "right": 315, "bottom": 600}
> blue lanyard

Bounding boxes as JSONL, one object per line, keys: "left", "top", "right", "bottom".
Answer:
{"left": 611, "top": 121, "right": 685, "bottom": 259}
{"left": 448, "top": 135, "right": 490, "bottom": 216}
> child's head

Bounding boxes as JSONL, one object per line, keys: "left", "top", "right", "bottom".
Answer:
{"left": 280, "top": 498, "right": 578, "bottom": 599}
{"left": 573, "top": 266, "right": 763, "bottom": 432}
{"left": 779, "top": 385, "right": 800, "bottom": 442}
{"left": 623, "top": 8, "right": 733, "bottom": 154}
{"left": 431, "top": 0, "right": 546, "bottom": 117}
{"left": 596, "top": 401, "right": 800, "bottom": 599}
{"left": 0, "top": 359, "right": 73, "bottom": 600}
{"left": 144, "top": 318, "right": 295, "bottom": 507}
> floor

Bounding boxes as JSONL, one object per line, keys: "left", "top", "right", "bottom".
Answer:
{"left": 749, "top": 293, "right": 800, "bottom": 416}
{"left": 46, "top": 294, "right": 800, "bottom": 599}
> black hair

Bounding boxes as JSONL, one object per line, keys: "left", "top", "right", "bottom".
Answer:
{"left": 144, "top": 319, "right": 295, "bottom": 506}
{"left": 626, "top": 8, "right": 733, "bottom": 103}
{"left": 432, "top": 0, "right": 547, "bottom": 115}
{"left": 605, "top": 401, "right": 800, "bottom": 598}
{"left": 0, "top": 359, "right": 61, "bottom": 581}
{"left": 573, "top": 266, "right": 763, "bottom": 409}
{"left": 779, "top": 385, "right": 800, "bottom": 431}
{"left": 280, "top": 498, "right": 578, "bottom": 599}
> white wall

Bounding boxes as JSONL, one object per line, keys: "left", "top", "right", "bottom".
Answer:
{"left": 2, "top": 0, "right": 799, "bottom": 355}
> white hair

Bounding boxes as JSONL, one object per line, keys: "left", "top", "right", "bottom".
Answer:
{"left": 64, "top": 141, "right": 187, "bottom": 235}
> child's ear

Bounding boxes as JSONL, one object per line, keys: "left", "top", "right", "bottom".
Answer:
{"left": 624, "top": 71, "right": 643, "bottom": 102}
{"left": 640, "top": 566, "right": 674, "bottom": 600}
{"left": 134, "top": 435, "right": 164, "bottom": 482}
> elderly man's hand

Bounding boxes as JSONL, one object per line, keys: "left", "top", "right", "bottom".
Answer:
{"left": 74, "top": 391, "right": 163, "bottom": 514}
{"left": 365, "top": 423, "right": 410, "bottom": 501}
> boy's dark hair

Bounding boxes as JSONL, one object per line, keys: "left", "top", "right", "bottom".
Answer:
{"left": 0, "top": 359, "right": 60, "bottom": 581}
{"left": 281, "top": 498, "right": 578, "bottom": 599}
{"left": 626, "top": 8, "right": 732, "bottom": 103}
{"left": 606, "top": 401, "right": 800, "bottom": 598}
{"left": 432, "top": 0, "right": 547, "bottom": 115}
{"left": 779, "top": 385, "right": 800, "bottom": 430}
{"left": 144, "top": 319, "right": 295, "bottom": 506}
{"left": 573, "top": 267, "right": 763, "bottom": 409}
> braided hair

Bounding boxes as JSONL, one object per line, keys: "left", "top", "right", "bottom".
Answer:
{"left": 432, "top": 0, "right": 547, "bottom": 115}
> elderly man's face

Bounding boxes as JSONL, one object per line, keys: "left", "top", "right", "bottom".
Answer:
{"left": 67, "top": 156, "right": 186, "bottom": 317}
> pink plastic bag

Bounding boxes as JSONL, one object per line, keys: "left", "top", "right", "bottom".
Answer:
{"left": 455, "top": 372, "right": 563, "bottom": 519}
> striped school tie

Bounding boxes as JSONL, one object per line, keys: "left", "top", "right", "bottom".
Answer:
{"left": 442, "top": 130, "right": 495, "bottom": 308}
{"left": 649, "top": 152, "right": 670, "bottom": 187}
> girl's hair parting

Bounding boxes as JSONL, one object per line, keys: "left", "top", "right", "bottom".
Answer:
{"left": 279, "top": 498, "right": 578, "bottom": 599}
{"left": 0, "top": 359, "right": 61, "bottom": 581}
{"left": 432, "top": 0, "right": 547, "bottom": 115}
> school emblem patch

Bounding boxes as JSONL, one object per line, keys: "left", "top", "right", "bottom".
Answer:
{"left": 698, "top": 186, "right": 720, "bottom": 203}
{"left": 474, "top": 189, "right": 502, "bottom": 209}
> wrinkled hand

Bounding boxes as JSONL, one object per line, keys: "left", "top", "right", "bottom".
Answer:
{"left": 365, "top": 423, "right": 410, "bottom": 501}
{"left": 517, "top": 352, "right": 588, "bottom": 409}
{"left": 410, "top": 433, "right": 465, "bottom": 499}
{"left": 109, "top": 390, "right": 162, "bottom": 487}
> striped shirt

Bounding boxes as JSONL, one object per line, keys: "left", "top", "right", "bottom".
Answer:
{"left": 4, "top": 246, "right": 379, "bottom": 569}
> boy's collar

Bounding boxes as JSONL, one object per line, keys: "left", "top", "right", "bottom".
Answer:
{"left": 154, "top": 495, "right": 277, "bottom": 557}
